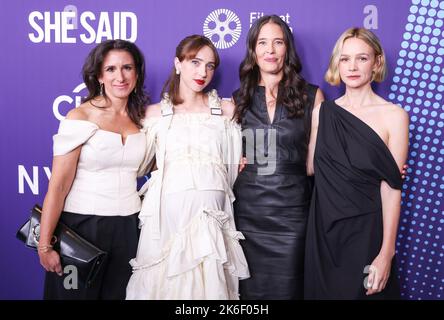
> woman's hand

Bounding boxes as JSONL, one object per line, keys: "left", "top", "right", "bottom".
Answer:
{"left": 38, "top": 249, "right": 63, "bottom": 276}
{"left": 365, "top": 253, "right": 393, "bottom": 296}
{"left": 401, "top": 164, "right": 408, "bottom": 179}
{"left": 239, "top": 157, "right": 247, "bottom": 173}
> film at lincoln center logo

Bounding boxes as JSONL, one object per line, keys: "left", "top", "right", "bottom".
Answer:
{"left": 203, "top": 9, "right": 241, "bottom": 49}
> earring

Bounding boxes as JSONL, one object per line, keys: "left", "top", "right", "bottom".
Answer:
{"left": 99, "top": 83, "right": 104, "bottom": 96}
{"left": 176, "top": 69, "right": 180, "bottom": 75}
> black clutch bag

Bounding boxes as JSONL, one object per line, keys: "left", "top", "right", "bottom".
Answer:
{"left": 16, "top": 204, "right": 107, "bottom": 288}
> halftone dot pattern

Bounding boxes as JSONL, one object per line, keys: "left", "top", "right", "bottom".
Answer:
{"left": 390, "top": 0, "right": 444, "bottom": 300}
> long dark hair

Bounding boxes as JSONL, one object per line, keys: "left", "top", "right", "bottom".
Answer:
{"left": 234, "top": 15, "right": 307, "bottom": 123}
{"left": 82, "top": 39, "right": 149, "bottom": 128}
{"left": 161, "top": 35, "right": 220, "bottom": 105}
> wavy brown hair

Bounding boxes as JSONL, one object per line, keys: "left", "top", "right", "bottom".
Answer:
{"left": 161, "top": 35, "right": 220, "bottom": 105}
{"left": 82, "top": 39, "right": 149, "bottom": 128}
{"left": 233, "top": 15, "right": 307, "bottom": 123}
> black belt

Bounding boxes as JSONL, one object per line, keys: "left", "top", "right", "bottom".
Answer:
{"left": 243, "top": 163, "right": 306, "bottom": 175}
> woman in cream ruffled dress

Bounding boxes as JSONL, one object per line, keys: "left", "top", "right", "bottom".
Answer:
{"left": 126, "top": 35, "right": 249, "bottom": 300}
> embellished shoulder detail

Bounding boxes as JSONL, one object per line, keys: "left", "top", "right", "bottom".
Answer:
{"left": 160, "top": 93, "right": 174, "bottom": 117}
{"left": 208, "top": 89, "right": 222, "bottom": 116}
{"left": 53, "top": 119, "right": 99, "bottom": 156}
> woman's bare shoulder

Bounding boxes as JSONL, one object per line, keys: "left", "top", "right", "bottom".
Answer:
{"left": 221, "top": 99, "right": 235, "bottom": 118}
{"left": 145, "top": 103, "right": 162, "bottom": 119}
{"left": 65, "top": 102, "right": 92, "bottom": 120}
{"left": 377, "top": 102, "right": 409, "bottom": 130}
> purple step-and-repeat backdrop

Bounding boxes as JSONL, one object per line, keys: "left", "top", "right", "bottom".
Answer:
{"left": 0, "top": 0, "right": 443, "bottom": 300}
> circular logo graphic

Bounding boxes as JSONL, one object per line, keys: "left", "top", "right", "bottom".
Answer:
{"left": 52, "top": 83, "right": 88, "bottom": 120}
{"left": 203, "top": 9, "right": 241, "bottom": 49}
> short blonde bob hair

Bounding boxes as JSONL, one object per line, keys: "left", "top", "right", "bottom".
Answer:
{"left": 325, "top": 27, "right": 387, "bottom": 86}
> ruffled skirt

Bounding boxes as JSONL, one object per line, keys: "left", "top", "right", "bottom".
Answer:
{"left": 126, "top": 189, "right": 249, "bottom": 300}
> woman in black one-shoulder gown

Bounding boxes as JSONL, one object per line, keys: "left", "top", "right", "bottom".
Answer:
{"left": 304, "top": 28, "right": 409, "bottom": 300}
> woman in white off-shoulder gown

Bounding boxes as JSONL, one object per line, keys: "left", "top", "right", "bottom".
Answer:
{"left": 38, "top": 40, "right": 150, "bottom": 300}
{"left": 126, "top": 35, "right": 249, "bottom": 300}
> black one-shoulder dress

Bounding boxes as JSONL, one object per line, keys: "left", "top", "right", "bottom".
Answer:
{"left": 304, "top": 100, "right": 402, "bottom": 300}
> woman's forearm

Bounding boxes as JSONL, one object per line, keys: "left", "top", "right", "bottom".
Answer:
{"left": 379, "top": 181, "right": 402, "bottom": 258}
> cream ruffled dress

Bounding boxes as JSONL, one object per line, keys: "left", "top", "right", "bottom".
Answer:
{"left": 126, "top": 90, "right": 250, "bottom": 300}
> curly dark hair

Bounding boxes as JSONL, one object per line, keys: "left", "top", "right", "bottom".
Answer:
{"left": 161, "top": 34, "right": 220, "bottom": 105}
{"left": 82, "top": 39, "right": 149, "bottom": 128}
{"left": 234, "top": 15, "right": 307, "bottom": 123}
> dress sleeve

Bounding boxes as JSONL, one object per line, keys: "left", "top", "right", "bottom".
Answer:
{"left": 52, "top": 119, "right": 99, "bottom": 156}
{"left": 223, "top": 119, "right": 242, "bottom": 189}
{"left": 137, "top": 117, "right": 158, "bottom": 177}
{"left": 380, "top": 159, "right": 403, "bottom": 190}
